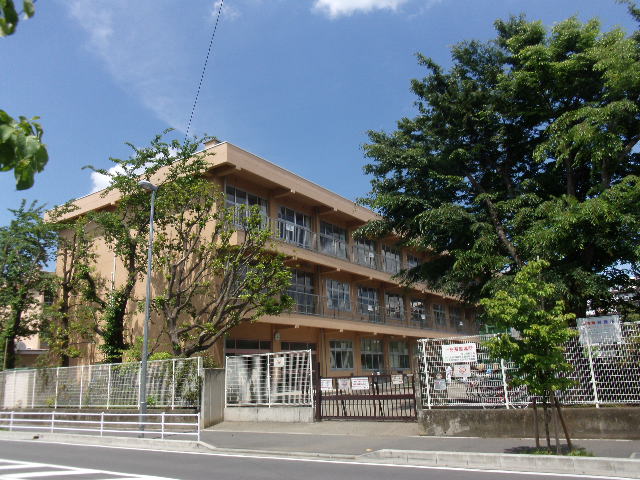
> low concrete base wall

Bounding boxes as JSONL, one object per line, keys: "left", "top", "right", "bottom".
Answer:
{"left": 224, "top": 406, "right": 314, "bottom": 423}
{"left": 419, "top": 407, "right": 640, "bottom": 439}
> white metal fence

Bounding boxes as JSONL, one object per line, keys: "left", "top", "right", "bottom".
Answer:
{"left": 0, "top": 411, "right": 200, "bottom": 440}
{"left": 0, "top": 357, "right": 202, "bottom": 410}
{"left": 225, "top": 350, "right": 313, "bottom": 407}
{"left": 417, "top": 321, "right": 640, "bottom": 409}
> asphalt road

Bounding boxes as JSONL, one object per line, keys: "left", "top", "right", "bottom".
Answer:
{"left": 0, "top": 439, "right": 625, "bottom": 480}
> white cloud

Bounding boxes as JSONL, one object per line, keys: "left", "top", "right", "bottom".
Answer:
{"left": 212, "top": 0, "right": 241, "bottom": 21}
{"left": 90, "top": 165, "right": 122, "bottom": 193}
{"left": 312, "top": 0, "right": 408, "bottom": 17}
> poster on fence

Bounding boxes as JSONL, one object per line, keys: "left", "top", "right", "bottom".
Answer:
{"left": 577, "top": 316, "right": 622, "bottom": 345}
{"left": 351, "top": 377, "right": 370, "bottom": 390}
{"left": 433, "top": 379, "right": 447, "bottom": 391}
{"left": 453, "top": 364, "right": 471, "bottom": 378}
{"left": 320, "top": 378, "right": 334, "bottom": 391}
{"left": 337, "top": 378, "right": 350, "bottom": 391}
{"left": 441, "top": 343, "right": 477, "bottom": 363}
{"left": 391, "top": 374, "right": 404, "bottom": 385}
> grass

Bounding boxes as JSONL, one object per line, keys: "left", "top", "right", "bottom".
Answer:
{"left": 519, "top": 447, "right": 594, "bottom": 457}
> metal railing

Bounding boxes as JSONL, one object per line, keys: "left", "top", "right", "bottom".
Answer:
{"left": 0, "top": 411, "right": 199, "bottom": 440}
{"left": 286, "top": 290, "right": 462, "bottom": 332}
{"left": 417, "top": 321, "right": 640, "bottom": 409}
{"left": 0, "top": 357, "right": 202, "bottom": 410}
{"left": 225, "top": 350, "right": 313, "bottom": 407}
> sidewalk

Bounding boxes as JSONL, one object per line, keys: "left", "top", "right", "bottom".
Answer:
{"left": 203, "top": 421, "right": 640, "bottom": 459}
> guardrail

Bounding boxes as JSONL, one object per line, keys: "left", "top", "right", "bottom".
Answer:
{"left": 0, "top": 411, "right": 200, "bottom": 440}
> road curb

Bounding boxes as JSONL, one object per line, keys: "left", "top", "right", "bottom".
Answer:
{"left": 360, "top": 449, "right": 640, "bottom": 478}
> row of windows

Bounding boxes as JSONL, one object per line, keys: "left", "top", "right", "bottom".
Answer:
{"left": 329, "top": 339, "right": 410, "bottom": 371}
{"left": 289, "top": 271, "right": 467, "bottom": 326}
{"left": 226, "top": 184, "right": 418, "bottom": 273}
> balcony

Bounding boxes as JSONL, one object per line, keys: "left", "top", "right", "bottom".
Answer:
{"left": 285, "top": 290, "right": 443, "bottom": 332}
{"left": 270, "top": 218, "right": 404, "bottom": 275}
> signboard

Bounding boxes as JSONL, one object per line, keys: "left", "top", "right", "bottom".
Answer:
{"left": 351, "top": 377, "right": 370, "bottom": 391}
{"left": 391, "top": 374, "right": 404, "bottom": 385}
{"left": 337, "top": 378, "right": 350, "bottom": 391}
{"left": 453, "top": 364, "right": 471, "bottom": 378}
{"left": 433, "top": 379, "right": 447, "bottom": 391}
{"left": 577, "top": 316, "right": 622, "bottom": 345}
{"left": 273, "top": 357, "right": 285, "bottom": 368}
{"left": 441, "top": 343, "right": 478, "bottom": 364}
{"left": 320, "top": 378, "right": 334, "bottom": 392}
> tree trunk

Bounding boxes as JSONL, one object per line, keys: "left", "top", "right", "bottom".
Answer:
{"left": 533, "top": 397, "right": 540, "bottom": 448}
{"left": 543, "top": 396, "right": 552, "bottom": 449}
{"left": 553, "top": 393, "right": 573, "bottom": 451}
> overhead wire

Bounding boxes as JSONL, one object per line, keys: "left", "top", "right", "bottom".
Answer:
{"left": 184, "top": 0, "right": 225, "bottom": 141}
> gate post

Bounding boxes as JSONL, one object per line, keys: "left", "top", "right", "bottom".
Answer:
{"left": 420, "top": 342, "right": 432, "bottom": 410}
{"left": 315, "top": 362, "right": 322, "bottom": 421}
{"left": 583, "top": 327, "right": 600, "bottom": 408}
{"left": 500, "top": 359, "right": 510, "bottom": 409}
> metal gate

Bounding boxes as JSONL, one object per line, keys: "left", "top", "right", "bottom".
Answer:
{"left": 316, "top": 373, "right": 417, "bottom": 421}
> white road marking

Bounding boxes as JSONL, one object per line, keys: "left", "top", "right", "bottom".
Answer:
{"left": 0, "top": 458, "right": 177, "bottom": 480}
{"left": 0, "top": 439, "right": 631, "bottom": 480}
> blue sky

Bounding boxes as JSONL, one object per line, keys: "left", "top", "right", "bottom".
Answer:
{"left": 1, "top": 0, "right": 637, "bottom": 226}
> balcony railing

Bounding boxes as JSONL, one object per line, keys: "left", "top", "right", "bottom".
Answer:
{"left": 286, "top": 290, "right": 444, "bottom": 331}
{"left": 267, "top": 218, "right": 407, "bottom": 275}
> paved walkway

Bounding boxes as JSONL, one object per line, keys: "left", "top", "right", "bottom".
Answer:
{"left": 203, "top": 421, "right": 640, "bottom": 459}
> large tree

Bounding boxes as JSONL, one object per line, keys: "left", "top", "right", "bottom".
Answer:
{"left": 1, "top": 0, "right": 48, "bottom": 190}
{"left": 152, "top": 182, "right": 293, "bottom": 357}
{"left": 360, "top": 3, "right": 640, "bottom": 317}
{"left": 0, "top": 201, "right": 56, "bottom": 369}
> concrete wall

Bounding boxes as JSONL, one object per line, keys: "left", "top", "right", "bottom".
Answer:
{"left": 200, "top": 368, "right": 225, "bottom": 428}
{"left": 224, "top": 406, "right": 315, "bottom": 423}
{"left": 419, "top": 407, "right": 640, "bottom": 439}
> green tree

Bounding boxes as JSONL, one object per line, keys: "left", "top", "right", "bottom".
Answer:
{"left": 41, "top": 205, "right": 103, "bottom": 367}
{"left": 0, "top": 0, "right": 47, "bottom": 190}
{"left": 152, "top": 179, "right": 293, "bottom": 357}
{"left": 481, "top": 260, "right": 577, "bottom": 450}
{"left": 0, "top": 200, "right": 56, "bottom": 369}
{"left": 359, "top": 3, "right": 640, "bottom": 318}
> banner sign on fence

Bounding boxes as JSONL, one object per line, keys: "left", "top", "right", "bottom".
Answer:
{"left": 273, "top": 357, "right": 285, "bottom": 368}
{"left": 577, "top": 316, "right": 622, "bottom": 345}
{"left": 391, "top": 374, "right": 404, "bottom": 385}
{"left": 433, "top": 379, "right": 447, "bottom": 391}
{"left": 337, "top": 378, "right": 350, "bottom": 390}
{"left": 351, "top": 377, "right": 370, "bottom": 391}
{"left": 453, "top": 364, "right": 471, "bottom": 378}
{"left": 441, "top": 343, "right": 477, "bottom": 363}
{"left": 320, "top": 378, "right": 334, "bottom": 391}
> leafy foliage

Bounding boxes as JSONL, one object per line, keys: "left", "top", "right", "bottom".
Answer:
{"left": 360, "top": 5, "right": 640, "bottom": 317}
{"left": 0, "top": 200, "right": 56, "bottom": 369}
{"left": 481, "top": 260, "right": 577, "bottom": 396}
{"left": 0, "top": 1, "right": 47, "bottom": 190}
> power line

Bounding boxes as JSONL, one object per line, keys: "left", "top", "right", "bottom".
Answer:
{"left": 185, "top": 0, "right": 225, "bottom": 140}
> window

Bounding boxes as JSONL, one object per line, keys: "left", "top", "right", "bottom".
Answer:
{"left": 357, "top": 286, "right": 380, "bottom": 323}
{"left": 411, "top": 299, "right": 429, "bottom": 327}
{"left": 288, "top": 270, "right": 315, "bottom": 314}
{"left": 382, "top": 245, "right": 401, "bottom": 274}
{"left": 406, "top": 254, "right": 420, "bottom": 270}
{"left": 225, "top": 338, "right": 272, "bottom": 355}
{"left": 354, "top": 239, "right": 377, "bottom": 269}
{"left": 433, "top": 304, "right": 446, "bottom": 326}
{"left": 278, "top": 207, "right": 312, "bottom": 249}
{"left": 225, "top": 185, "right": 268, "bottom": 226}
{"left": 330, "top": 340, "right": 353, "bottom": 369}
{"left": 280, "top": 342, "right": 316, "bottom": 352}
{"left": 319, "top": 222, "right": 347, "bottom": 259}
{"left": 385, "top": 293, "right": 405, "bottom": 321}
{"left": 326, "top": 279, "right": 351, "bottom": 311}
{"left": 389, "top": 341, "right": 410, "bottom": 370}
{"left": 450, "top": 306, "right": 464, "bottom": 331}
{"left": 361, "top": 338, "right": 384, "bottom": 371}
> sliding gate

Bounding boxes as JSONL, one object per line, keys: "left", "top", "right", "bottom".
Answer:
{"left": 316, "top": 373, "right": 417, "bottom": 421}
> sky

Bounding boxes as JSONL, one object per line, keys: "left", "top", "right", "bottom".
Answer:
{"left": 1, "top": 0, "right": 638, "bottom": 226}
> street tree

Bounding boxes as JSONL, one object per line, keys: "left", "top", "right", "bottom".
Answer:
{"left": 0, "top": 201, "right": 56, "bottom": 369}
{"left": 152, "top": 180, "right": 293, "bottom": 357}
{"left": 481, "top": 260, "right": 577, "bottom": 450}
{"left": 359, "top": 3, "right": 640, "bottom": 318}
{"left": 1, "top": 0, "right": 48, "bottom": 190}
